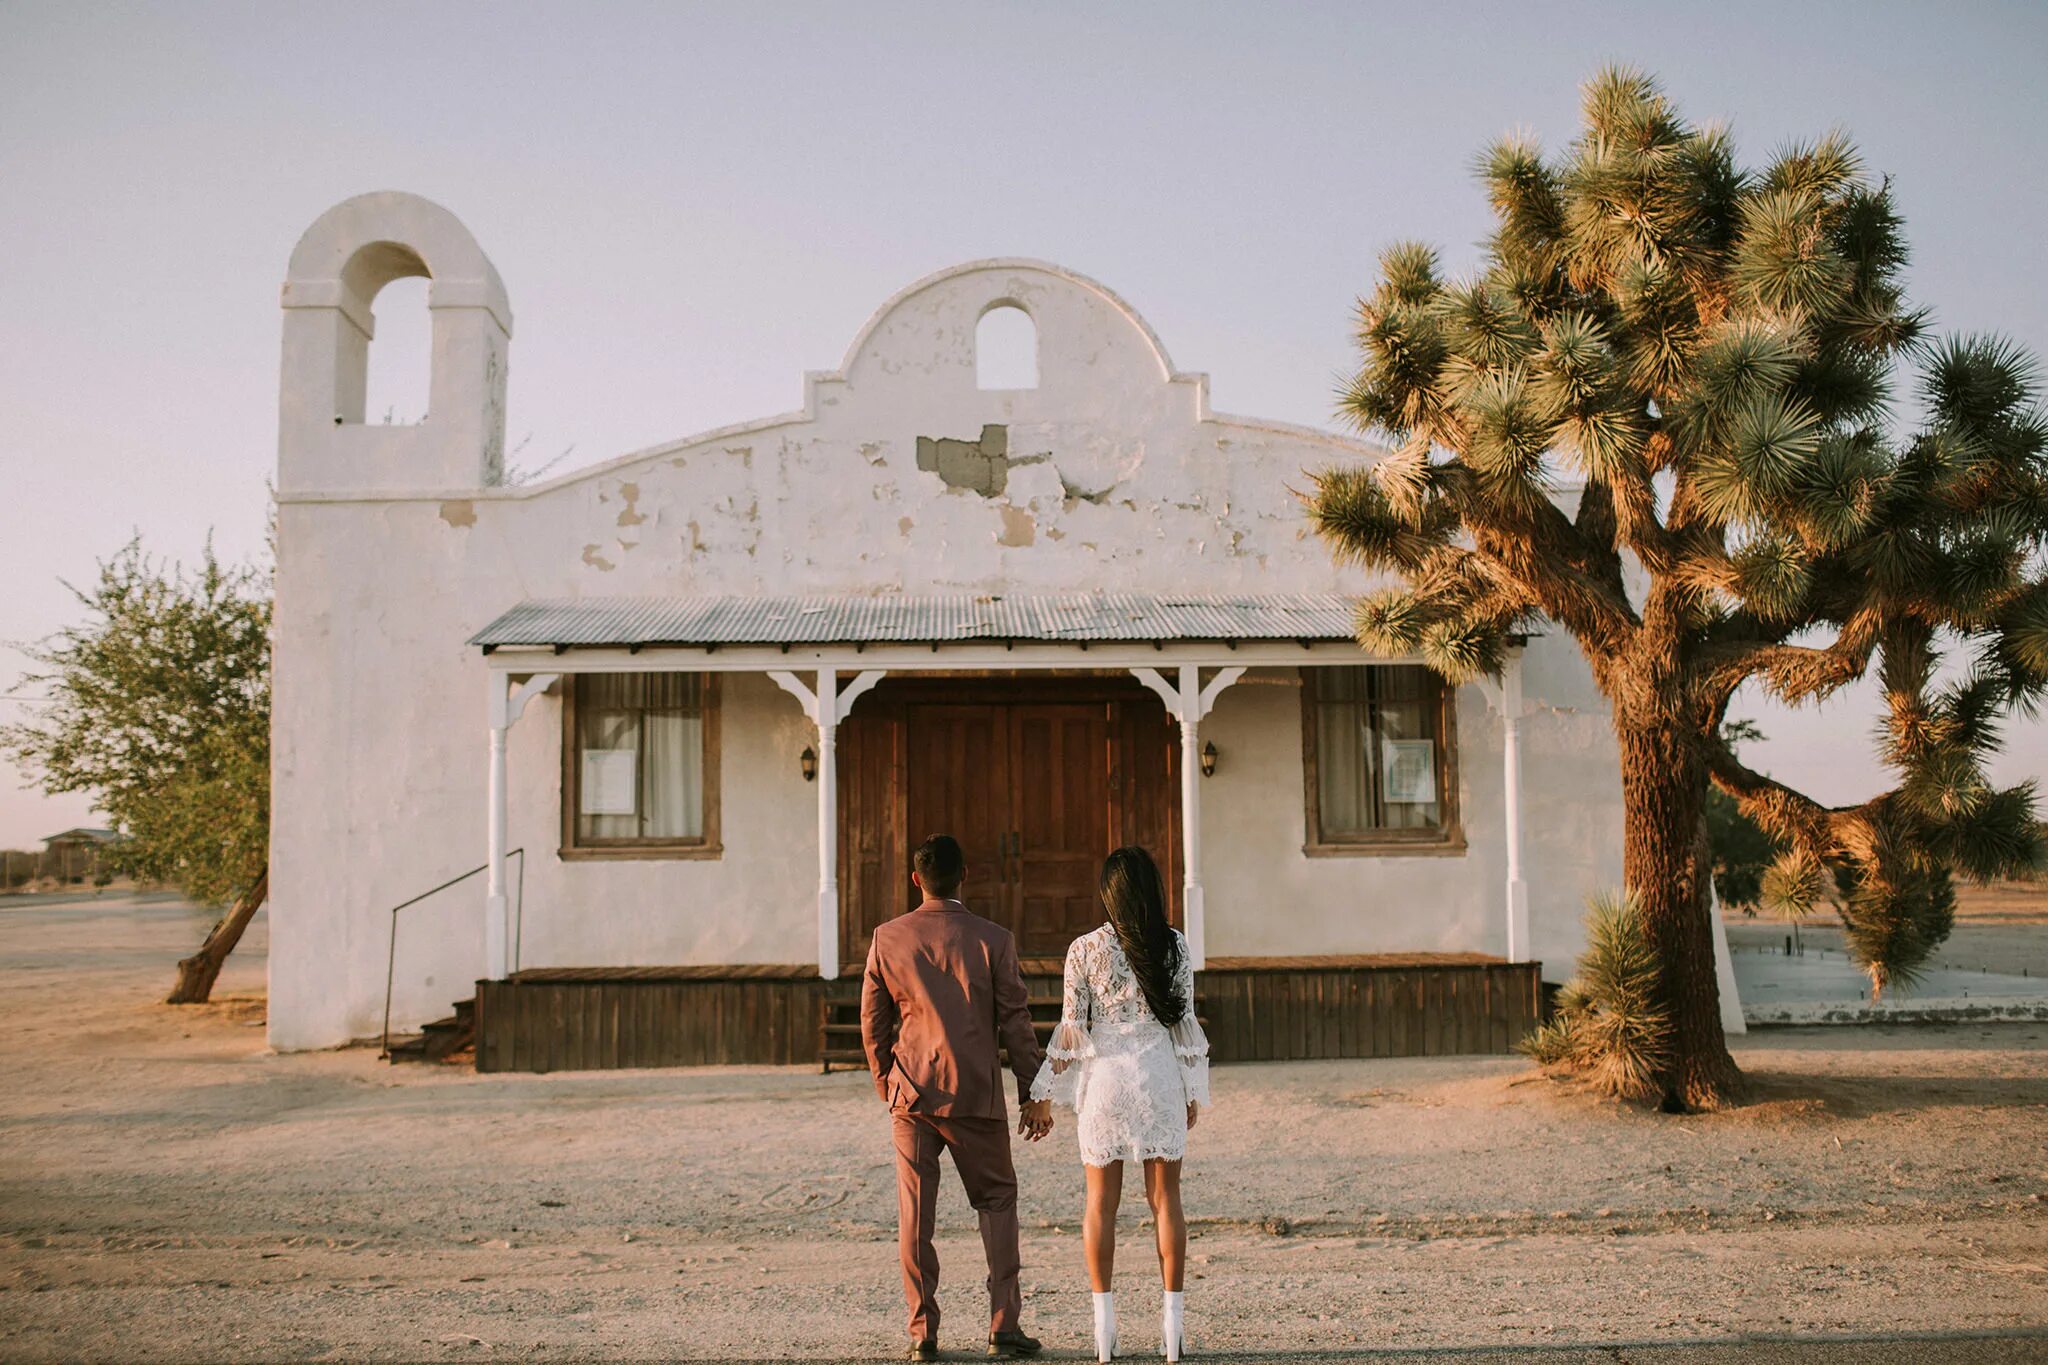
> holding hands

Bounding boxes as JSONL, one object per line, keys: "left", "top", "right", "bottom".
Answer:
{"left": 1019, "top": 1098, "right": 1054, "bottom": 1141}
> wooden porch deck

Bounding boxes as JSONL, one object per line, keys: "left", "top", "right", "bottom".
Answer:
{"left": 473, "top": 954, "right": 1544, "bottom": 1073}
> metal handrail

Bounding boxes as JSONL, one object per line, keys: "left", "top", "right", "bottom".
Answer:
{"left": 379, "top": 848, "right": 525, "bottom": 1058}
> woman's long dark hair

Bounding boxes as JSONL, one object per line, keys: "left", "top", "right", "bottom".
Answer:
{"left": 1099, "top": 846, "right": 1185, "bottom": 1028}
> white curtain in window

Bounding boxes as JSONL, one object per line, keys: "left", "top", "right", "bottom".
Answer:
{"left": 1317, "top": 703, "right": 1370, "bottom": 834}
{"left": 641, "top": 710, "right": 704, "bottom": 838}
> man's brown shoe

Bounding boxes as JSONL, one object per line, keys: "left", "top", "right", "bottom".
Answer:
{"left": 987, "top": 1329, "right": 1042, "bottom": 1358}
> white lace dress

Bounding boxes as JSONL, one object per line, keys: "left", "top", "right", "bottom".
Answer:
{"left": 1029, "top": 925, "right": 1211, "bottom": 1167}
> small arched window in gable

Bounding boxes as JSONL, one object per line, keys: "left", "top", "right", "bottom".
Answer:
{"left": 975, "top": 304, "right": 1038, "bottom": 390}
{"left": 363, "top": 276, "right": 432, "bottom": 425}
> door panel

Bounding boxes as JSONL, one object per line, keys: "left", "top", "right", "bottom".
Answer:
{"left": 836, "top": 699, "right": 905, "bottom": 967}
{"left": 1113, "top": 696, "right": 1184, "bottom": 926}
{"left": 1011, "top": 704, "right": 1114, "bottom": 957}
{"left": 904, "top": 704, "right": 1012, "bottom": 931}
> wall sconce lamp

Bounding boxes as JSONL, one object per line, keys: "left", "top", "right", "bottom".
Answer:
{"left": 800, "top": 746, "right": 817, "bottom": 782}
{"left": 1199, "top": 740, "right": 1218, "bottom": 778}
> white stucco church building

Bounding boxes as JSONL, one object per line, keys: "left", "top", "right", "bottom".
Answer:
{"left": 269, "top": 191, "right": 1634, "bottom": 1070}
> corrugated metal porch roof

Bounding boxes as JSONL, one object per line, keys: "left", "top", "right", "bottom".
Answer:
{"left": 468, "top": 593, "right": 1360, "bottom": 650}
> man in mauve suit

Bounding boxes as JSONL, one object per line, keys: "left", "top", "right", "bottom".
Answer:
{"left": 861, "top": 833, "right": 1052, "bottom": 1361}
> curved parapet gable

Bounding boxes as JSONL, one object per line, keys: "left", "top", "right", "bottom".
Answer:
{"left": 837, "top": 258, "right": 1182, "bottom": 392}
{"left": 278, "top": 192, "right": 512, "bottom": 494}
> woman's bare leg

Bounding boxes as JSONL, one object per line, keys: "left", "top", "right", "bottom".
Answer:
{"left": 1082, "top": 1160, "right": 1123, "bottom": 1293}
{"left": 1142, "top": 1158, "right": 1185, "bottom": 1291}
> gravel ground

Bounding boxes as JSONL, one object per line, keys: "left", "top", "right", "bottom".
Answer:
{"left": 2, "top": 892, "right": 2045, "bottom": 1363}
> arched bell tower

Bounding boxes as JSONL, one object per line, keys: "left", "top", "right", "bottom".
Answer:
{"left": 277, "top": 192, "right": 511, "bottom": 493}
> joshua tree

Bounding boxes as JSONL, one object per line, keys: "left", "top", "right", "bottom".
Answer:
{"left": 1310, "top": 68, "right": 2045, "bottom": 1107}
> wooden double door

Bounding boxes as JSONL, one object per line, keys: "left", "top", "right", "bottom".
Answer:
{"left": 837, "top": 677, "right": 1182, "bottom": 967}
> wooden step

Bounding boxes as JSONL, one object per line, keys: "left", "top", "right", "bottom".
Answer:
{"left": 820, "top": 1049, "right": 1042, "bottom": 1075}
{"left": 820, "top": 996, "right": 1065, "bottom": 1017}
{"left": 388, "top": 997, "right": 477, "bottom": 1063}
{"left": 818, "top": 991, "right": 1207, "bottom": 1073}
{"left": 822, "top": 1019, "right": 1062, "bottom": 1037}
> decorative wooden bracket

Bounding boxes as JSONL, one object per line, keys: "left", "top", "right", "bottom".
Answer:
{"left": 1129, "top": 665, "right": 1245, "bottom": 722}
{"left": 491, "top": 672, "right": 559, "bottom": 729}
{"left": 769, "top": 668, "right": 887, "bottom": 726}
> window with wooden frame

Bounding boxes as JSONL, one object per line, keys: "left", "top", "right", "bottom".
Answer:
{"left": 1301, "top": 665, "right": 1462, "bottom": 854}
{"left": 561, "top": 673, "right": 721, "bottom": 858}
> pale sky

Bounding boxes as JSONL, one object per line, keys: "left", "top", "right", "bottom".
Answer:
{"left": 2, "top": 1, "right": 2044, "bottom": 847}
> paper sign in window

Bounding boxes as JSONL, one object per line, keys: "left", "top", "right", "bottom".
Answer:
{"left": 1380, "top": 739, "right": 1437, "bottom": 805}
{"left": 580, "top": 749, "right": 638, "bottom": 815}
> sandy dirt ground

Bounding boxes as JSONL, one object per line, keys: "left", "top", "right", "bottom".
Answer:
{"left": 2, "top": 892, "right": 2045, "bottom": 1363}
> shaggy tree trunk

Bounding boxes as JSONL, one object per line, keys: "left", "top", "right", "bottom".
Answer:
{"left": 166, "top": 868, "right": 268, "bottom": 1005}
{"left": 1618, "top": 725, "right": 1745, "bottom": 1110}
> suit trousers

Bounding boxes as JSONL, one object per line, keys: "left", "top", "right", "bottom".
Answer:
{"left": 890, "top": 1112, "right": 1022, "bottom": 1342}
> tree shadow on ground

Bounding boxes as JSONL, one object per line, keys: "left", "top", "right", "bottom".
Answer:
{"left": 1730, "top": 1067, "right": 2047, "bottom": 1119}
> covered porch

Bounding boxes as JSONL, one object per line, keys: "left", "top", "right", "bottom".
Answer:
{"left": 448, "top": 593, "right": 1544, "bottom": 1071}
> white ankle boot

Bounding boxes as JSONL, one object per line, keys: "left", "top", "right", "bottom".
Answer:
{"left": 1161, "top": 1289, "right": 1184, "bottom": 1361}
{"left": 1092, "top": 1290, "right": 1117, "bottom": 1362}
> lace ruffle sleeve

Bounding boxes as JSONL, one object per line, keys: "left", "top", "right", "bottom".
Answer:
{"left": 1030, "top": 935, "right": 1095, "bottom": 1107}
{"left": 1171, "top": 940, "right": 1210, "bottom": 1107}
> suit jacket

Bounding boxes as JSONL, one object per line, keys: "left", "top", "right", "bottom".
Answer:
{"left": 860, "top": 899, "right": 1044, "bottom": 1119}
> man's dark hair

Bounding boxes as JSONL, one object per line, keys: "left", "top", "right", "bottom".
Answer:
{"left": 913, "top": 834, "right": 965, "bottom": 897}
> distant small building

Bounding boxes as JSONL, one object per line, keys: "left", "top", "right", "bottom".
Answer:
{"left": 39, "top": 828, "right": 119, "bottom": 884}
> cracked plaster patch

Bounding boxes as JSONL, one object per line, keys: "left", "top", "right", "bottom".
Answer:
{"left": 917, "top": 424, "right": 1013, "bottom": 497}
{"left": 913, "top": 425, "right": 1048, "bottom": 498}
{"left": 996, "top": 506, "right": 1037, "bottom": 547}
{"left": 616, "top": 483, "right": 647, "bottom": 527}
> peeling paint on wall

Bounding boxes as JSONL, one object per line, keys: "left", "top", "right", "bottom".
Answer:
{"left": 916, "top": 424, "right": 1012, "bottom": 497}
{"left": 616, "top": 482, "right": 647, "bottom": 527}
{"left": 438, "top": 500, "right": 476, "bottom": 528}
{"left": 581, "top": 544, "right": 616, "bottom": 571}
{"left": 996, "top": 505, "right": 1037, "bottom": 547}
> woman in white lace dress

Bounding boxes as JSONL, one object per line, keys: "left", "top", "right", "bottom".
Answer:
{"left": 1030, "top": 846, "right": 1209, "bottom": 1363}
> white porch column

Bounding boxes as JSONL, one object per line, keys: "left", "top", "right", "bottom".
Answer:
{"left": 1176, "top": 664, "right": 1206, "bottom": 970}
{"left": 485, "top": 689, "right": 510, "bottom": 982}
{"left": 483, "top": 672, "right": 557, "bottom": 982}
{"left": 1501, "top": 647, "right": 1530, "bottom": 964}
{"left": 815, "top": 666, "right": 839, "bottom": 981}
{"left": 1131, "top": 664, "right": 1244, "bottom": 973}
{"left": 770, "top": 667, "right": 887, "bottom": 981}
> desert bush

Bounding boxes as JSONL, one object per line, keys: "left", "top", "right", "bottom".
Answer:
{"left": 1521, "top": 892, "right": 1673, "bottom": 1100}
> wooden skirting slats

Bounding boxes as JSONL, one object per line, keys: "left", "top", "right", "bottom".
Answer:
{"left": 1197, "top": 962, "right": 1541, "bottom": 1062}
{"left": 475, "top": 959, "right": 1543, "bottom": 1073}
